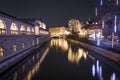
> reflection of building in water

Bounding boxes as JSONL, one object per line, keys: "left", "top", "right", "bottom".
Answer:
{"left": 68, "top": 47, "right": 87, "bottom": 64}
{"left": 11, "top": 47, "right": 49, "bottom": 80}
{"left": 50, "top": 38, "right": 69, "bottom": 52}
{"left": 92, "top": 60, "right": 117, "bottom": 80}
{"left": 24, "top": 47, "right": 49, "bottom": 80}
{"left": 92, "top": 60, "right": 103, "bottom": 80}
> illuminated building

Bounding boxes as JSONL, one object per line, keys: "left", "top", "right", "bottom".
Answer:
{"left": 0, "top": 11, "right": 49, "bottom": 58}
{"left": 49, "top": 26, "right": 65, "bottom": 37}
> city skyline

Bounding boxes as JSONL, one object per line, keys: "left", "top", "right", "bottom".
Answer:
{"left": 0, "top": 0, "right": 96, "bottom": 27}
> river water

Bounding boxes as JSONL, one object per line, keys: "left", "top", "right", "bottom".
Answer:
{"left": 0, "top": 38, "right": 120, "bottom": 80}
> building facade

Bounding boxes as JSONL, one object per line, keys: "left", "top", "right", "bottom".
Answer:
{"left": 0, "top": 11, "right": 49, "bottom": 58}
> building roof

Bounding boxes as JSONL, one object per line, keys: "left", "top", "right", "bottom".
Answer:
{"left": 0, "top": 11, "right": 35, "bottom": 26}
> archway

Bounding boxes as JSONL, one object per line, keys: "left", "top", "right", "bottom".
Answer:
{"left": 0, "top": 19, "right": 6, "bottom": 35}
{"left": 20, "top": 25, "right": 26, "bottom": 35}
{"left": 10, "top": 23, "right": 18, "bottom": 35}
{"left": 27, "top": 26, "right": 31, "bottom": 35}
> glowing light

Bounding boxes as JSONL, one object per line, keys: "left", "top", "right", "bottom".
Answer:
{"left": 0, "top": 20, "right": 6, "bottom": 29}
{"left": 97, "top": 32, "right": 101, "bottom": 46}
{"left": 111, "top": 72, "right": 116, "bottom": 80}
{"left": 100, "top": 0, "right": 103, "bottom": 6}
{"left": 93, "top": 32, "right": 96, "bottom": 40}
{"left": 68, "top": 48, "right": 86, "bottom": 64}
{"left": 95, "top": 7, "right": 98, "bottom": 17}
{"left": 92, "top": 65, "right": 96, "bottom": 77}
{"left": 50, "top": 38, "right": 69, "bottom": 52}
{"left": 97, "top": 39, "right": 100, "bottom": 46}
{"left": 96, "top": 60, "right": 99, "bottom": 72}
{"left": 99, "top": 66, "right": 102, "bottom": 78}
{"left": 114, "top": 16, "right": 117, "bottom": 33}
{"left": 116, "top": 0, "right": 119, "bottom": 6}
{"left": 102, "top": 20, "right": 104, "bottom": 28}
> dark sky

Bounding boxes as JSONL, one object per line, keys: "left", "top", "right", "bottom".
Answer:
{"left": 0, "top": 0, "right": 96, "bottom": 27}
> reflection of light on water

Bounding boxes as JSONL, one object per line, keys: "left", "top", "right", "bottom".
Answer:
{"left": 92, "top": 60, "right": 103, "bottom": 80}
{"left": 97, "top": 60, "right": 99, "bottom": 73}
{"left": 68, "top": 47, "right": 87, "bottom": 64}
{"left": 40, "top": 47, "right": 49, "bottom": 63}
{"left": 50, "top": 38, "right": 69, "bottom": 52}
{"left": 99, "top": 66, "right": 102, "bottom": 79}
{"left": 111, "top": 72, "right": 116, "bottom": 80}
{"left": 92, "top": 65, "right": 95, "bottom": 77}
{"left": 97, "top": 39, "right": 100, "bottom": 46}
{"left": 24, "top": 47, "right": 49, "bottom": 80}
{"left": 13, "top": 72, "right": 18, "bottom": 80}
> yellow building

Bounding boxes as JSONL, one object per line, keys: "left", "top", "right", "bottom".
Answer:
{"left": 49, "top": 27, "right": 65, "bottom": 37}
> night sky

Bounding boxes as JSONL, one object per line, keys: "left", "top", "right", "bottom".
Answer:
{"left": 0, "top": 0, "right": 96, "bottom": 27}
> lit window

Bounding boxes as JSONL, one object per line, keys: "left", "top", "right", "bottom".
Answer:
{"left": 0, "top": 19, "right": 6, "bottom": 35}
{"left": 27, "top": 27, "right": 31, "bottom": 35}
{"left": 22, "top": 43, "right": 25, "bottom": 48}
{"left": 0, "top": 47, "right": 4, "bottom": 57}
{"left": 35, "top": 26, "right": 39, "bottom": 35}
{"left": 13, "top": 44, "right": 17, "bottom": 52}
{"left": 10, "top": 23, "right": 18, "bottom": 35}
{"left": 20, "top": 25, "right": 26, "bottom": 35}
{"left": 32, "top": 28, "right": 34, "bottom": 35}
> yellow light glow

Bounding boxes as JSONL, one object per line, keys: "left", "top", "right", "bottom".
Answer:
{"left": 50, "top": 38, "right": 69, "bottom": 52}
{"left": 0, "top": 19, "right": 6, "bottom": 29}
{"left": 68, "top": 47, "right": 87, "bottom": 64}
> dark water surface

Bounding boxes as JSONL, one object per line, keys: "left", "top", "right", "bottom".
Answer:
{"left": 0, "top": 38, "right": 120, "bottom": 80}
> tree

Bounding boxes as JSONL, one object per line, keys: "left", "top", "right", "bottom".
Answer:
{"left": 68, "top": 19, "right": 81, "bottom": 34}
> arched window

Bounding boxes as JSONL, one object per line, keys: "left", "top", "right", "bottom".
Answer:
{"left": 0, "top": 47, "right": 4, "bottom": 57}
{"left": 0, "top": 19, "right": 6, "bottom": 35}
{"left": 35, "top": 26, "right": 39, "bottom": 35}
{"left": 20, "top": 25, "right": 26, "bottom": 35}
{"left": 13, "top": 44, "right": 17, "bottom": 52}
{"left": 22, "top": 43, "right": 25, "bottom": 48}
{"left": 27, "top": 26, "right": 31, "bottom": 35}
{"left": 10, "top": 23, "right": 18, "bottom": 35}
{"left": 32, "top": 28, "right": 34, "bottom": 35}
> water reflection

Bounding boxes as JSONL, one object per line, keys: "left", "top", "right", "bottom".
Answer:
{"left": 50, "top": 38, "right": 87, "bottom": 64}
{"left": 50, "top": 38, "right": 68, "bottom": 52}
{"left": 1, "top": 38, "right": 120, "bottom": 80}
{"left": 50, "top": 38, "right": 120, "bottom": 80}
{"left": 111, "top": 72, "right": 116, "bottom": 80}
{"left": 68, "top": 47, "right": 87, "bottom": 64}
{"left": 0, "top": 44, "right": 49, "bottom": 80}
{"left": 24, "top": 47, "right": 49, "bottom": 80}
{"left": 92, "top": 60, "right": 103, "bottom": 80}
{"left": 91, "top": 60, "right": 119, "bottom": 80}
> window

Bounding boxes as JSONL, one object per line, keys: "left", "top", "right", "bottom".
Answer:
{"left": 0, "top": 47, "right": 4, "bottom": 57}
{"left": 27, "top": 27, "right": 31, "bottom": 35}
{"left": 32, "top": 28, "right": 34, "bottom": 35}
{"left": 20, "top": 25, "right": 26, "bottom": 35}
{"left": 35, "top": 26, "right": 39, "bottom": 35}
{"left": 0, "top": 19, "right": 6, "bottom": 35}
{"left": 13, "top": 44, "right": 17, "bottom": 52}
{"left": 10, "top": 23, "right": 18, "bottom": 35}
{"left": 22, "top": 43, "right": 25, "bottom": 48}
